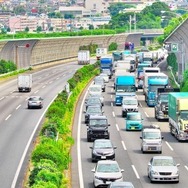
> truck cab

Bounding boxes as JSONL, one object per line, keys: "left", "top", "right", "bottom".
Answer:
{"left": 125, "top": 112, "right": 143, "bottom": 131}
{"left": 86, "top": 115, "right": 110, "bottom": 142}
{"left": 140, "top": 126, "right": 163, "bottom": 153}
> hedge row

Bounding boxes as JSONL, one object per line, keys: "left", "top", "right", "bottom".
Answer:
{"left": 26, "top": 62, "right": 100, "bottom": 188}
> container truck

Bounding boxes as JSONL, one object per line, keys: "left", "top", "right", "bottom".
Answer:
{"left": 96, "top": 48, "right": 107, "bottom": 60}
{"left": 78, "top": 50, "right": 90, "bottom": 65}
{"left": 143, "top": 72, "right": 168, "bottom": 107}
{"left": 142, "top": 51, "right": 153, "bottom": 67}
{"left": 115, "top": 73, "right": 136, "bottom": 105}
{"left": 154, "top": 88, "right": 180, "bottom": 121}
{"left": 18, "top": 74, "right": 32, "bottom": 92}
{"left": 168, "top": 92, "right": 188, "bottom": 141}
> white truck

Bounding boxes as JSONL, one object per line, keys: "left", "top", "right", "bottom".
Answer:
{"left": 78, "top": 50, "right": 90, "bottom": 65}
{"left": 96, "top": 48, "right": 107, "bottom": 60}
{"left": 18, "top": 74, "right": 32, "bottom": 92}
{"left": 142, "top": 52, "right": 153, "bottom": 67}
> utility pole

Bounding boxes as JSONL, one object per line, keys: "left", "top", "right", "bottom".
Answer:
{"left": 129, "top": 15, "right": 132, "bottom": 33}
{"left": 134, "top": 12, "right": 136, "bottom": 32}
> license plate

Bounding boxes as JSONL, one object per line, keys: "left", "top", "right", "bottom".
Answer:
{"left": 101, "top": 156, "right": 106, "bottom": 159}
{"left": 131, "top": 127, "right": 135, "bottom": 130}
{"left": 106, "top": 181, "right": 111, "bottom": 184}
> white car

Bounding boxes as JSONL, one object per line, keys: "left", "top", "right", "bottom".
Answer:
{"left": 88, "top": 85, "right": 102, "bottom": 95}
{"left": 27, "top": 96, "right": 43, "bottom": 109}
{"left": 99, "top": 73, "right": 109, "bottom": 83}
{"left": 148, "top": 156, "right": 180, "bottom": 183}
{"left": 92, "top": 160, "right": 124, "bottom": 187}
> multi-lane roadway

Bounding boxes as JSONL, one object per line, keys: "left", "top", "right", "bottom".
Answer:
{"left": 0, "top": 62, "right": 82, "bottom": 188}
{"left": 73, "top": 60, "right": 188, "bottom": 188}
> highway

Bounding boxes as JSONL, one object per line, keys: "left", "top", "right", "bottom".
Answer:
{"left": 0, "top": 62, "right": 82, "bottom": 188}
{"left": 73, "top": 59, "right": 188, "bottom": 188}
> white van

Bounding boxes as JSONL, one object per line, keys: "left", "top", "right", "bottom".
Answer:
{"left": 140, "top": 126, "right": 163, "bottom": 154}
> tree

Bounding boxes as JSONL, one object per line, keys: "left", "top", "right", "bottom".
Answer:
{"left": 25, "top": 26, "right": 29, "bottom": 32}
{"left": 36, "top": 26, "right": 42, "bottom": 32}
{"left": 64, "top": 13, "right": 74, "bottom": 19}
{"left": 13, "top": 5, "right": 26, "bottom": 15}
{"left": 89, "top": 25, "right": 94, "bottom": 30}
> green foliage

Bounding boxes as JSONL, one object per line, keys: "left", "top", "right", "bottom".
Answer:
{"left": 79, "top": 43, "right": 98, "bottom": 54}
{"left": 108, "top": 42, "right": 118, "bottom": 51}
{"left": 31, "top": 181, "right": 57, "bottom": 188}
{"left": 180, "top": 69, "right": 188, "bottom": 91}
{"left": 166, "top": 53, "right": 178, "bottom": 73}
{"left": 0, "top": 59, "right": 17, "bottom": 74}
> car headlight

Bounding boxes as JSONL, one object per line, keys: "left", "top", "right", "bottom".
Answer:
{"left": 151, "top": 170, "right": 158, "bottom": 175}
{"left": 142, "top": 141, "right": 147, "bottom": 145}
{"left": 93, "top": 150, "right": 98, "bottom": 155}
{"left": 172, "top": 170, "right": 179, "bottom": 175}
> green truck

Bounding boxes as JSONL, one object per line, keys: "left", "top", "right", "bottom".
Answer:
{"left": 168, "top": 92, "right": 188, "bottom": 141}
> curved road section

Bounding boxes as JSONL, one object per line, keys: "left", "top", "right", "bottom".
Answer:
{"left": 0, "top": 61, "right": 82, "bottom": 188}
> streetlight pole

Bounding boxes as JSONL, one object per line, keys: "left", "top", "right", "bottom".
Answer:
{"left": 129, "top": 15, "right": 132, "bottom": 33}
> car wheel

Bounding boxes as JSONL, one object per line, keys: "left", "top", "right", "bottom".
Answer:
{"left": 159, "top": 150, "right": 162, "bottom": 154}
{"left": 28, "top": 106, "right": 30, "bottom": 109}
{"left": 122, "top": 112, "right": 124, "bottom": 117}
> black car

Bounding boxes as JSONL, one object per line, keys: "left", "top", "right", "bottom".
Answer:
{"left": 84, "top": 106, "right": 103, "bottom": 124}
{"left": 86, "top": 115, "right": 110, "bottom": 142}
{"left": 85, "top": 97, "right": 102, "bottom": 110}
{"left": 90, "top": 139, "right": 116, "bottom": 162}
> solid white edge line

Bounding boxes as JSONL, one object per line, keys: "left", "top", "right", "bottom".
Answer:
{"left": 165, "top": 141, "right": 174, "bottom": 151}
{"left": 115, "top": 124, "right": 119, "bottom": 131}
{"left": 77, "top": 86, "right": 87, "bottom": 188}
{"left": 11, "top": 92, "right": 62, "bottom": 188}
{"left": 132, "top": 165, "right": 140, "bottom": 179}
{"left": 5, "top": 114, "right": 11, "bottom": 121}
{"left": 0, "top": 97, "right": 5, "bottom": 100}
{"left": 16, "top": 105, "right": 21, "bottom": 110}
{"left": 121, "top": 141, "right": 127, "bottom": 150}
{"left": 144, "top": 112, "right": 149, "bottom": 117}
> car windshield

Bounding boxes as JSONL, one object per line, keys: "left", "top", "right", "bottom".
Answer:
{"left": 87, "top": 98, "right": 101, "bottom": 104}
{"left": 89, "top": 87, "right": 101, "bottom": 92}
{"left": 180, "top": 111, "right": 188, "bottom": 120}
{"left": 116, "top": 86, "right": 136, "bottom": 92}
{"left": 143, "top": 132, "right": 161, "bottom": 139}
{"left": 102, "top": 70, "right": 110, "bottom": 74}
{"left": 29, "top": 97, "right": 41, "bottom": 101}
{"left": 152, "top": 158, "right": 175, "bottom": 166}
{"left": 127, "top": 114, "right": 141, "bottom": 120}
{"left": 159, "top": 94, "right": 168, "bottom": 102}
{"left": 90, "top": 119, "right": 107, "bottom": 125}
{"left": 123, "top": 99, "right": 137, "bottom": 105}
{"left": 97, "top": 163, "right": 119, "bottom": 173}
{"left": 87, "top": 107, "right": 101, "bottom": 113}
{"left": 94, "top": 141, "right": 112, "bottom": 149}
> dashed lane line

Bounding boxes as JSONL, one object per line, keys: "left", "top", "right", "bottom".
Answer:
{"left": 5, "top": 114, "right": 11, "bottom": 121}
{"left": 144, "top": 112, "right": 149, "bottom": 117}
{"left": 0, "top": 97, "right": 5, "bottom": 100}
{"left": 111, "top": 102, "right": 113, "bottom": 107}
{"left": 16, "top": 105, "right": 21, "bottom": 110}
{"left": 132, "top": 165, "right": 140, "bottom": 179}
{"left": 115, "top": 124, "right": 119, "bottom": 131}
{"left": 121, "top": 141, "right": 127, "bottom": 150}
{"left": 165, "top": 141, "right": 174, "bottom": 151}
{"left": 112, "top": 111, "right": 115, "bottom": 117}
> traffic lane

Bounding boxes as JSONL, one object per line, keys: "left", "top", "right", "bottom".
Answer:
{"left": 80, "top": 81, "right": 142, "bottom": 188}
{"left": 0, "top": 68, "right": 77, "bottom": 188}
{"left": 113, "top": 102, "right": 188, "bottom": 188}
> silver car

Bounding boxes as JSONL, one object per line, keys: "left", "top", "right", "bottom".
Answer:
{"left": 92, "top": 160, "right": 124, "bottom": 187}
{"left": 27, "top": 96, "right": 43, "bottom": 109}
{"left": 147, "top": 156, "right": 180, "bottom": 183}
{"left": 108, "top": 181, "right": 134, "bottom": 188}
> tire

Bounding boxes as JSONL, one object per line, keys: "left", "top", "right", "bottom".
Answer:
{"left": 122, "top": 112, "right": 125, "bottom": 117}
{"left": 87, "top": 136, "right": 91, "bottom": 142}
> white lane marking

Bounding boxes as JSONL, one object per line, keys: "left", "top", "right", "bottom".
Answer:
{"left": 56, "top": 77, "right": 60, "bottom": 80}
{"left": 42, "top": 85, "right": 46, "bottom": 88}
{"left": 0, "top": 97, "right": 5, "bottom": 100}
{"left": 49, "top": 81, "right": 52, "bottom": 84}
{"left": 115, "top": 124, "right": 119, "bottom": 131}
{"left": 139, "top": 102, "right": 142, "bottom": 108}
{"left": 144, "top": 112, "right": 149, "bottom": 117}
{"left": 184, "top": 165, "right": 188, "bottom": 171}
{"left": 5, "top": 114, "right": 11, "bottom": 121}
{"left": 165, "top": 141, "right": 174, "bottom": 151}
{"left": 121, "top": 141, "right": 127, "bottom": 150}
{"left": 132, "top": 165, "right": 140, "bottom": 179}
{"left": 111, "top": 102, "right": 113, "bottom": 107}
{"left": 111, "top": 95, "right": 112, "bottom": 99}
{"left": 112, "top": 111, "right": 115, "bottom": 117}
{"left": 136, "top": 95, "right": 138, "bottom": 99}
{"left": 16, "top": 105, "right": 21, "bottom": 110}
{"left": 10, "top": 90, "right": 16, "bottom": 94}
{"left": 77, "top": 85, "right": 88, "bottom": 188}
{"left": 111, "top": 88, "right": 113, "bottom": 92}
{"left": 11, "top": 90, "right": 61, "bottom": 188}
{"left": 34, "top": 90, "right": 39, "bottom": 94}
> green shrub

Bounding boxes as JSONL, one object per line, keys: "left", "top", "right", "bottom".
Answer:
{"left": 0, "top": 59, "right": 17, "bottom": 74}
{"left": 108, "top": 42, "right": 118, "bottom": 51}
{"left": 31, "top": 181, "right": 57, "bottom": 188}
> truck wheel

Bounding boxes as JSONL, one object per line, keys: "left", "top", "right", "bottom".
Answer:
{"left": 122, "top": 112, "right": 125, "bottom": 117}
{"left": 87, "top": 137, "right": 91, "bottom": 142}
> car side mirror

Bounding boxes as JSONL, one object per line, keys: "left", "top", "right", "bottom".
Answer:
{"left": 114, "top": 146, "right": 117, "bottom": 149}
{"left": 89, "top": 146, "right": 93, "bottom": 149}
{"left": 108, "top": 124, "right": 110, "bottom": 126}
{"left": 140, "top": 136, "right": 142, "bottom": 139}
{"left": 121, "top": 169, "right": 124, "bottom": 172}
{"left": 91, "top": 169, "right": 95, "bottom": 172}
{"left": 176, "top": 164, "right": 180, "bottom": 167}
{"left": 148, "top": 162, "right": 151, "bottom": 166}
{"left": 86, "top": 124, "right": 88, "bottom": 126}
{"left": 84, "top": 110, "right": 86, "bottom": 113}
{"left": 162, "top": 136, "right": 164, "bottom": 139}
